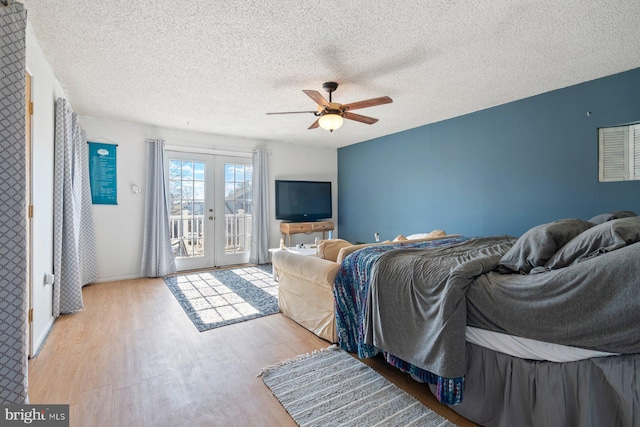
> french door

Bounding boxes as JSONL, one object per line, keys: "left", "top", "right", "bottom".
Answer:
{"left": 215, "top": 156, "right": 253, "bottom": 266}
{"left": 165, "top": 151, "right": 252, "bottom": 271}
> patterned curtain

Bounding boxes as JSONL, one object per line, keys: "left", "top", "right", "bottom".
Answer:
{"left": 249, "top": 148, "right": 270, "bottom": 264}
{"left": 0, "top": 1, "right": 28, "bottom": 404}
{"left": 140, "top": 139, "right": 176, "bottom": 277}
{"left": 52, "top": 98, "right": 98, "bottom": 317}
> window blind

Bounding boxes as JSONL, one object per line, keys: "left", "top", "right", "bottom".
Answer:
{"left": 632, "top": 124, "right": 640, "bottom": 180}
{"left": 599, "top": 126, "right": 628, "bottom": 182}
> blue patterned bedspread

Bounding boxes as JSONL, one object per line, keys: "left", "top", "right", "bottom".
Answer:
{"left": 334, "top": 236, "right": 469, "bottom": 405}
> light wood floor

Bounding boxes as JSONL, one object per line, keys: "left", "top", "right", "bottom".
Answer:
{"left": 28, "top": 276, "right": 478, "bottom": 427}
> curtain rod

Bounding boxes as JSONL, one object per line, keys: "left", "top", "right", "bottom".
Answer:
{"left": 163, "top": 143, "right": 271, "bottom": 156}
{"left": 203, "top": 144, "right": 272, "bottom": 154}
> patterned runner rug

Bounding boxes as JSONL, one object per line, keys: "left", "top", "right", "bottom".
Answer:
{"left": 259, "top": 345, "right": 459, "bottom": 427}
{"left": 163, "top": 265, "right": 278, "bottom": 332}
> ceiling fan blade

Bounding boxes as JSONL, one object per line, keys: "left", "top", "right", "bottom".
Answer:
{"left": 308, "top": 118, "right": 320, "bottom": 129}
{"left": 343, "top": 112, "right": 379, "bottom": 125}
{"left": 302, "top": 90, "right": 330, "bottom": 107}
{"left": 342, "top": 96, "right": 393, "bottom": 111}
{"left": 266, "top": 110, "right": 317, "bottom": 115}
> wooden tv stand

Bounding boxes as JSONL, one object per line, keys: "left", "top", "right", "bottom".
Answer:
{"left": 280, "top": 221, "right": 334, "bottom": 247}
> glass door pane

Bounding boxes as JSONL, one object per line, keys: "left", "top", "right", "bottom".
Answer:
{"left": 216, "top": 156, "right": 252, "bottom": 266}
{"left": 166, "top": 152, "right": 215, "bottom": 271}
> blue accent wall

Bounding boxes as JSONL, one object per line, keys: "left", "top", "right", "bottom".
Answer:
{"left": 338, "top": 68, "right": 640, "bottom": 243}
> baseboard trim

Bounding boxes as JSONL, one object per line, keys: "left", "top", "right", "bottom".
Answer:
{"left": 92, "top": 274, "right": 142, "bottom": 283}
{"left": 31, "top": 316, "right": 54, "bottom": 358}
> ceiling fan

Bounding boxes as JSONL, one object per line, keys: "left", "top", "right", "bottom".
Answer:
{"left": 266, "top": 82, "right": 393, "bottom": 132}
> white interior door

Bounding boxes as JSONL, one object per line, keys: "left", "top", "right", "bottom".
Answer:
{"left": 214, "top": 156, "right": 253, "bottom": 266}
{"left": 26, "top": 71, "right": 33, "bottom": 357}
{"left": 165, "top": 151, "right": 216, "bottom": 271}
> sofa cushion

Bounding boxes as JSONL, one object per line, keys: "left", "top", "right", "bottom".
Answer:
{"left": 273, "top": 250, "right": 341, "bottom": 285}
{"left": 316, "top": 239, "right": 352, "bottom": 262}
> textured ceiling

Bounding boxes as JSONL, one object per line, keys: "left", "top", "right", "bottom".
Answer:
{"left": 22, "top": 0, "right": 640, "bottom": 148}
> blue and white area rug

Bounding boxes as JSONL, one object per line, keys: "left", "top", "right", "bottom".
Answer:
{"left": 259, "top": 345, "right": 459, "bottom": 427}
{"left": 164, "top": 265, "right": 278, "bottom": 332}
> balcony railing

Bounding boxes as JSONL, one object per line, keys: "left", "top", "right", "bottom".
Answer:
{"left": 169, "top": 213, "right": 252, "bottom": 257}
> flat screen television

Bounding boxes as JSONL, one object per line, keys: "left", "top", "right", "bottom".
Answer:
{"left": 275, "top": 180, "right": 332, "bottom": 222}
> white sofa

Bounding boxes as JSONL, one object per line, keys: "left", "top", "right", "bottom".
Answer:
{"left": 272, "top": 231, "right": 451, "bottom": 342}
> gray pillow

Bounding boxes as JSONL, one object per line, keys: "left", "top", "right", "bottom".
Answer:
{"left": 498, "top": 218, "right": 594, "bottom": 274}
{"left": 544, "top": 216, "right": 640, "bottom": 270}
{"left": 588, "top": 210, "right": 636, "bottom": 225}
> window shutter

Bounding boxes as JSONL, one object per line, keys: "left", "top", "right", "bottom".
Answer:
{"left": 632, "top": 125, "right": 640, "bottom": 180}
{"left": 599, "top": 126, "right": 628, "bottom": 182}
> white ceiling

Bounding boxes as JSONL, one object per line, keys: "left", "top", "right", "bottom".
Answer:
{"left": 22, "top": 0, "right": 640, "bottom": 148}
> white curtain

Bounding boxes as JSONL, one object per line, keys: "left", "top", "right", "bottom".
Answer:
{"left": 249, "top": 148, "right": 270, "bottom": 264}
{"left": 0, "top": 0, "right": 28, "bottom": 404}
{"left": 52, "top": 98, "right": 98, "bottom": 317}
{"left": 140, "top": 139, "right": 176, "bottom": 277}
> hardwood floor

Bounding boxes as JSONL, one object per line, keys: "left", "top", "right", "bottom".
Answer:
{"left": 28, "top": 276, "right": 478, "bottom": 427}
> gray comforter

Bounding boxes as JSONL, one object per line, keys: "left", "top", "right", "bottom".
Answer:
{"left": 364, "top": 236, "right": 640, "bottom": 379}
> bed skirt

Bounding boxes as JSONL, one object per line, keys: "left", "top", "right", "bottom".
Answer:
{"left": 432, "top": 343, "right": 640, "bottom": 427}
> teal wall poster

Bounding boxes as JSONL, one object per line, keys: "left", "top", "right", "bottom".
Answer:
{"left": 88, "top": 142, "right": 118, "bottom": 205}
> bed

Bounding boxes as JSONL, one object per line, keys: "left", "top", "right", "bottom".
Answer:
{"left": 334, "top": 215, "right": 640, "bottom": 427}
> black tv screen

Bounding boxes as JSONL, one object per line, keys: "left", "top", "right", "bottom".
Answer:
{"left": 275, "top": 180, "right": 332, "bottom": 222}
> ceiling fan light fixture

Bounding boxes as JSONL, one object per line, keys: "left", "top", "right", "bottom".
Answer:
{"left": 266, "top": 81, "right": 392, "bottom": 131}
{"left": 318, "top": 112, "right": 343, "bottom": 132}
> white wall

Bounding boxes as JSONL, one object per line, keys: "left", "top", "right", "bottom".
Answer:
{"left": 80, "top": 117, "right": 338, "bottom": 282}
{"left": 26, "top": 24, "right": 67, "bottom": 354}
{"left": 268, "top": 143, "right": 339, "bottom": 246}
{"left": 25, "top": 24, "right": 337, "bottom": 354}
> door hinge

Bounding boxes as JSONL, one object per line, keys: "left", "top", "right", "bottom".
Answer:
{"left": 28, "top": 309, "right": 33, "bottom": 323}
{"left": 28, "top": 205, "right": 33, "bottom": 218}
{"left": 29, "top": 102, "right": 34, "bottom": 115}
